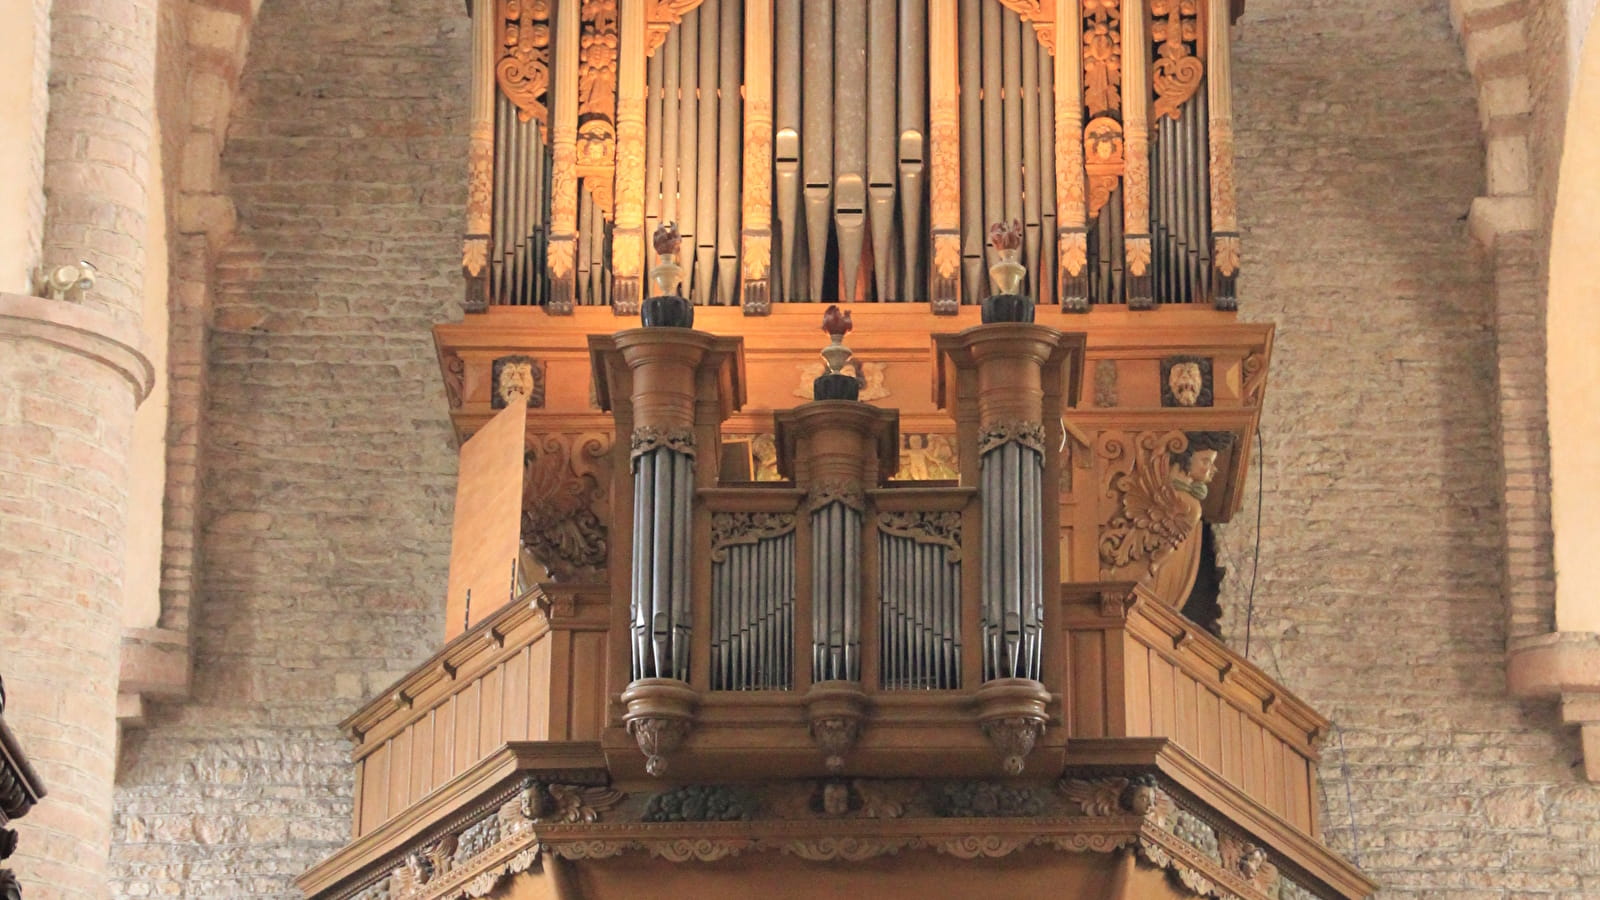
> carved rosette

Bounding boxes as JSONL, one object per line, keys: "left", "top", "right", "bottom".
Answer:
{"left": 977, "top": 421, "right": 1046, "bottom": 456}
{"left": 621, "top": 678, "right": 697, "bottom": 776}
{"left": 630, "top": 425, "right": 696, "bottom": 460}
{"left": 877, "top": 510, "right": 962, "bottom": 563}
{"left": 805, "top": 681, "right": 869, "bottom": 773}
{"left": 974, "top": 678, "right": 1051, "bottom": 775}
{"left": 710, "top": 512, "right": 796, "bottom": 562}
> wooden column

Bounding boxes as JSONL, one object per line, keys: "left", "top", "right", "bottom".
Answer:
{"left": 1055, "top": 0, "right": 1090, "bottom": 311}
{"left": 1207, "top": 0, "right": 1239, "bottom": 311}
{"left": 741, "top": 0, "right": 774, "bottom": 314}
{"left": 463, "top": 0, "right": 496, "bottom": 312}
{"left": 928, "top": 0, "right": 962, "bottom": 314}
{"left": 549, "top": 0, "right": 581, "bottom": 313}
{"left": 1121, "top": 0, "right": 1153, "bottom": 308}
{"left": 613, "top": 0, "right": 648, "bottom": 315}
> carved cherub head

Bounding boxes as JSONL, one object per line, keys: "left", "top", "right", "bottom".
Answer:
{"left": 988, "top": 219, "right": 1024, "bottom": 253}
{"left": 1239, "top": 843, "right": 1267, "bottom": 879}
{"left": 1170, "top": 431, "right": 1234, "bottom": 494}
{"left": 653, "top": 221, "right": 682, "bottom": 256}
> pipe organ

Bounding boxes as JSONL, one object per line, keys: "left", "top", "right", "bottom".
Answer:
{"left": 298, "top": 2, "right": 1375, "bottom": 898}
{"left": 462, "top": 0, "right": 1244, "bottom": 316}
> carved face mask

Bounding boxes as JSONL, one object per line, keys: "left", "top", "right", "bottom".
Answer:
{"left": 498, "top": 362, "right": 534, "bottom": 406}
{"left": 1168, "top": 363, "right": 1203, "bottom": 406}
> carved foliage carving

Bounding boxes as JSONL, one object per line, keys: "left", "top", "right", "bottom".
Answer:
{"left": 1083, "top": 0, "right": 1123, "bottom": 116}
{"left": 576, "top": 0, "right": 618, "bottom": 220}
{"left": 644, "top": 0, "right": 702, "bottom": 56}
{"left": 710, "top": 512, "right": 796, "bottom": 562}
{"left": 441, "top": 352, "right": 466, "bottom": 409}
{"left": 497, "top": 0, "right": 553, "bottom": 127}
{"left": 522, "top": 433, "right": 611, "bottom": 580}
{"left": 1097, "top": 431, "right": 1193, "bottom": 578}
{"left": 1241, "top": 351, "right": 1267, "bottom": 406}
{"left": 978, "top": 420, "right": 1046, "bottom": 455}
{"left": 1150, "top": 0, "right": 1203, "bottom": 121}
{"left": 643, "top": 784, "right": 760, "bottom": 822}
{"left": 877, "top": 510, "right": 962, "bottom": 562}
{"left": 630, "top": 425, "right": 695, "bottom": 459}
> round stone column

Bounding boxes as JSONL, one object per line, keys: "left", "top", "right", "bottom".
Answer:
{"left": 0, "top": 295, "right": 152, "bottom": 897}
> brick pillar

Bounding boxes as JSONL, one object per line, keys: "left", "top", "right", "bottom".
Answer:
{"left": 40, "top": 0, "right": 156, "bottom": 328}
{"left": 3, "top": 0, "right": 158, "bottom": 894}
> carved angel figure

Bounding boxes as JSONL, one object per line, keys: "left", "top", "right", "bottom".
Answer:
{"left": 1099, "top": 431, "right": 1232, "bottom": 607}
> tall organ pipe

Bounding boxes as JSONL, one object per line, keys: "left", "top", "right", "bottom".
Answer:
{"left": 801, "top": 0, "right": 834, "bottom": 301}
{"left": 1038, "top": 49, "right": 1056, "bottom": 307}
{"left": 958, "top": 0, "right": 984, "bottom": 304}
{"left": 661, "top": 30, "right": 682, "bottom": 230}
{"left": 898, "top": 0, "right": 926, "bottom": 301}
{"left": 1022, "top": 29, "right": 1042, "bottom": 297}
{"left": 694, "top": 0, "right": 719, "bottom": 305}
{"left": 1001, "top": 10, "right": 1023, "bottom": 228}
{"left": 980, "top": 2, "right": 1003, "bottom": 270}
{"left": 774, "top": 0, "right": 802, "bottom": 302}
{"left": 715, "top": 0, "right": 742, "bottom": 306}
{"left": 645, "top": 51, "right": 664, "bottom": 270}
{"left": 868, "top": 0, "right": 899, "bottom": 302}
{"left": 834, "top": 0, "right": 869, "bottom": 303}
{"left": 678, "top": 14, "right": 701, "bottom": 300}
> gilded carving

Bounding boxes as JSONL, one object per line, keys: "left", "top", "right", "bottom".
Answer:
{"left": 550, "top": 144, "right": 578, "bottom": 234}
{"left": 643, "top": 0, "right": 703, "bottom": 56}
{"left": 929, "top": 117, "right": 962, "bottom": 228}
{"left": 612, "top": 231, "right": 642, "bottom": 281}
{"left": 891, "top": 433, "right": 959, "bottom": 481}
{"left": 1241, "top": 351, "right": 1267, "bottom": 406}
{"left": 497, "top": 0, "right": 553, "bottom": 126}
{"left": 1087, "top": 175, "right": 1119, "bottom": 220}
{"left": 877, "top": 510, "right": 963, "bottom": 562}
{"left": 1059, "top": 230, "right": 1088, "bottom": 278}
{"left": 742, "top": 105, "right": 774, "bottom": 227}
{"left": 1209, "top": 119, "right": 1238, "bottom": 231}
{"left": 461, "top": 236, "right": 489, "bottom": 280}
{"left": 1082, "top": 0, "right": 1122, "bottom": 116}
{"left": 491, "top": 355, "right": 546, "bottom": 409}
{"left": 521, "top": 432, "right": 611, "bottom": 580}
{"left": 741, "top": 233, "right": 770, "bottom": 281}
{"left": 710, "top": 512, "right": 796, "bottom": 562}
{"left": 547, "top": 236, "right": 576, "bottom": 279}
{"left": 1123, "top": 137, "right": 1150, "bottom": 229}
{"left": 977, "top": 420, "right": 1046, "bottom": 455}
{"left": 441, "top": 352, "right": 466, "bottom": 409}
{"left": 1125, "top": 235, "right": 1152, "bottom": 277}
{"left": 1213, "top": 233, "right": 1241, "bottom": 277}
{"left": 933, "top": 234, "right": 962, "bottom": 281}
{"left": 630, "top": 425, "right": 696, "bottom": 459}
{"left": 1150, "top": 0, "right": 1203, "bottom": 121}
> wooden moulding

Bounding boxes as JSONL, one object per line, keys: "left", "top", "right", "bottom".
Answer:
{"left": 341, "top": 583, "right": 611, "bottom": 838}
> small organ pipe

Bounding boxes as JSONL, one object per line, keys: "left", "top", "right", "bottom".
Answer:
{"left": 646, "top": 50, "right": 664, "bottom": 268}
{"left": 1038, "top": 49, "right": 1056, "bottom": 306}
{"left": 661, "top": 29, "right": 681, "bottom": 228}
{"left": 492, "top": 96, "right": 508, "bottom": 302}
{"left": 802, "top": 0, "right": 834, "bottom": 301}
{"left": 980, "top": 1, "right": 1003, "bottom": 266}
{"left": 1002, "top": 10, "right": 1023, "bottom": 228}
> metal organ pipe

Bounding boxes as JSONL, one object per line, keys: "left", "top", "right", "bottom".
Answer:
{"left": 646, "top": 51, "right": 664, "bottom": 270}
{"left": 868, "top": 0, "right": 898, "bottom": 302}
{"left": 801, "top": 0, "right": 834, "bottom": 301}
{"left": 678, "top": 13, "right": 700, "bottom": 299}
{"left": 774, "top": 0, "right": 802, "bottom": 302}
{"left": 694, "top": 0, "right": 719, "bottom": 306}
{"left": 715, "top": 0, "right": 742, "bottom": 306}
{"left": 958, "top": 0, "right": 984, "bottom": 304}
{"left": 1021, "top": 30, "right": 1042, "bottom": 297}
{"left": 897, "top": 0, "right": 925, "bottom": 302}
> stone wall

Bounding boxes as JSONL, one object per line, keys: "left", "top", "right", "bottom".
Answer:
{"left": 105, "top": 1, "right": 1600, "bottom": 900}
{"left": 109, "top": 0, "right": 468, "bottom": 893}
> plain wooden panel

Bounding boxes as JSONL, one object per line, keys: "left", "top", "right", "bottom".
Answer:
{"left": 1285, "top": 742, "right": 1311, "bottom": 832}
{"left": 454, "top": 680, "right": 481, "bottom": 778}
{"left": 387, "top": 728, "right": 412, "bottom": 816}
{"left": 529, "top": 633, "right": 554, "bottom": 739}
{"left": 411, "top": 712, "right": 435, "bottom": 801}
{"left": 1239, "top": 717, "right": 1262, "bottom": 801}
{"left": 504, "top": 645, "right": 531, "bottom": 740}
{"left": 433, "top": 698, "right": 456, "bottom": 788}
{"left": 480, "top": 663, "right": 504, "bottom": 755}
{"left": 1149, "top": 656, "right": 1176, "bottom": 738}
{"left": 1123, "top": 637, "right": 1151, "bottom": 737}
{"left": 444, "top": 401, "right": 528, "bottom": 640}
{"left": 1197, "top": 688, "right": 1222, "bottom": 771}
{"left": 1071, "top": 631, "right": 1106, "bottom": 737}
{"left": 548, "top": 632, "right": 574, "bottom": 740}
{"left": 351, "top": 757, "right": 366, "bottom": 839}
{"left": 570, "top": 630, "right": 609, "bottom": 739}
{"left": 1264, "top": 731, "right": 1286, "bottom": 818}
{"left": 1173, "top": 669, "right": 1195, "bottom": 753}
{"left": 359, "top": 742, "right": 388, "bottom": 836}
{"left": 1219, "top": 702, "right": 1241, "bottom": 784}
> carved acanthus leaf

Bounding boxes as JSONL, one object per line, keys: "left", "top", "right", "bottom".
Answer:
{"left": 630, "top": 425, "right": 696, "bottom": 459}
{"left": 710, "top": 512, "right": 796, "bottom": 562}
{"left": 497, "top": 0, "right": 553, "bottom": 126}
{"left": 1241, "top": 351, "right": 1267, "bottom": 405}
{"left": 877, "top": 511, "right": 963, "bottom": 563}
{"left": 1150, "top": 0, "right": 1203, "bottom": 121}
{"left": 978, "top": 421, "right": 1046, "bottom": 455}
{"left": 522, "top": 433, "right": 611, "bottom": 580}
{"left": 1097, "top": 431, "right": 1194, "bottom": 578}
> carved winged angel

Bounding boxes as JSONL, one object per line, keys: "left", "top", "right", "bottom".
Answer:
{"left": 1098, "top": 432, "right": 1198, "bottom": 578}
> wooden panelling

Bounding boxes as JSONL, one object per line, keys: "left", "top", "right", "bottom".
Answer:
{"left": 1070, "top": 630, "right": 1106, "bottom": 736}
{"left": 443, "top": 401, "right": 528, "bottom": 640}
{"left": 569, "top": 630, "right": 609, "bottom": 739}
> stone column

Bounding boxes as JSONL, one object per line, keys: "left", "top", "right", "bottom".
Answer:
{"left": 3, "top": 0, "right": 157, "bottom": 894}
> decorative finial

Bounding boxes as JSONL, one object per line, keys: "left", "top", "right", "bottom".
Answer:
{"left": 642, "top": 222, "right": 694, "bottom": 327}
{"left": 813, "top": 304, "right": 860, "bottom": 400}
{"left": 983, "top": 219, "right": 1034, "bottom": 323}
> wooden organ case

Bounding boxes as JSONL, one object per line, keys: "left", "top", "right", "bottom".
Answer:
{"left": 299, "top": 2, "right": 1373, "bottom": 899}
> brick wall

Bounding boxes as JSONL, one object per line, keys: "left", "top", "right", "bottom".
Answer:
{"left": 1221, "top": 0, "right": 1600, "bottom": 896}
{"left": 108, "top": 0, "right": 468, "bottom": 893}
